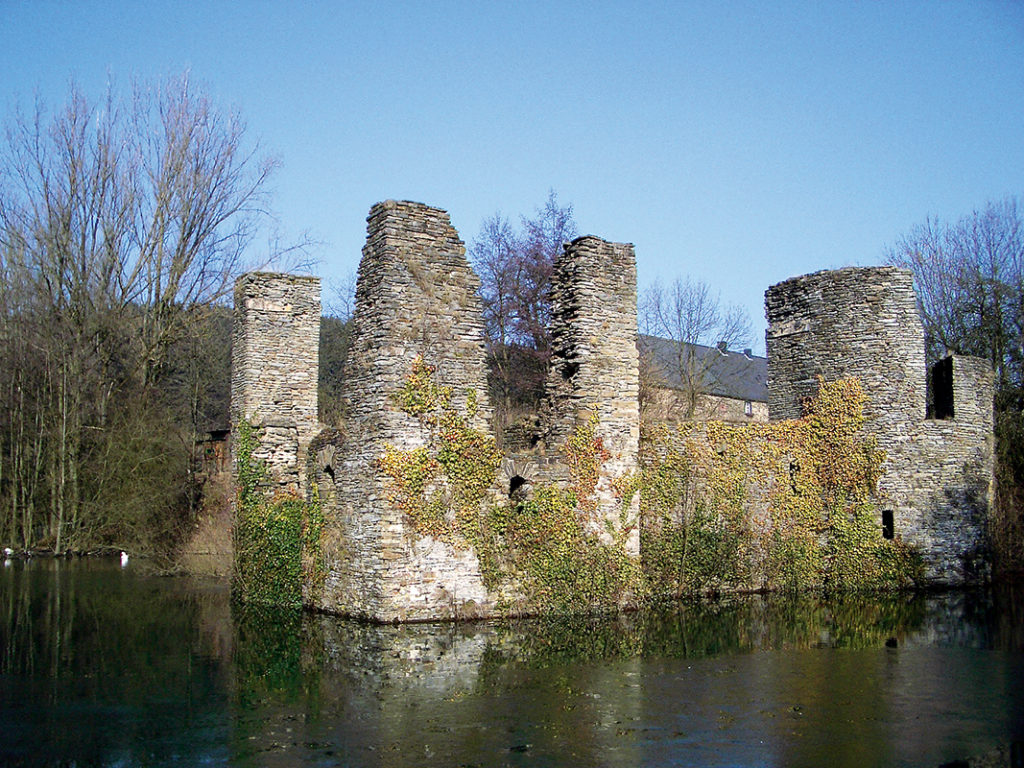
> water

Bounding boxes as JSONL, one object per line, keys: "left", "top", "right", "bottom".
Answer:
{"left": 2, "top": 558, "right": 1022, "bottom": 767}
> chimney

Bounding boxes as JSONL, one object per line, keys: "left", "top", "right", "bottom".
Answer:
{"left": 716, "top": 341, "right": 728, "bottom": 353}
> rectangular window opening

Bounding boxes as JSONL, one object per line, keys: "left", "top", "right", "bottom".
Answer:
{"left": 882, "top": 509, "right": 895, "bottom": 540}
{"left": 929, "top": 357, "right": 954, "bottom": 420}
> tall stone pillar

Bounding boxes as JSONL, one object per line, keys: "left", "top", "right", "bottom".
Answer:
{"left": 543, "top": 236, "right": 641, "bottom": 557}
{"left": 231, "top": 272, "right": 321, "bottom": 494}
{"left": 316, "top": 200, "right": 495, "bottom": 621}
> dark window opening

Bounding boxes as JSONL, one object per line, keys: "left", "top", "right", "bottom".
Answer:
{"left": 930, "top": 357, "right": 954, "bottom": 420}
{"left": 562, "top": 361, "right": 580, "bottom": 381}
{"left": 882, "top": 509, "right": 894, "bottom": 540}
{"left": 324, "top": 463, "right": 335, "bottom": 481}
{"left": 509, "top": 475, "right": 528, "bottom": 498}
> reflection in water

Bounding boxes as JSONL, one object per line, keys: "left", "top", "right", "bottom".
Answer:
{"left": 2, "top": 558, "right": 1022, "bottom": 767}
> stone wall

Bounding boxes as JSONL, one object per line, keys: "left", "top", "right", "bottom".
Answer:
{"left": 231, "top": 272, "right": 321, "bottom": 493}
{"left": 314, "top": 200, "right": 495, "bottom": 622}
{"left": 765, "top": 266, "right": 926, "bottom": 427}
{"left": 882, "top": 356, "right": 995, "bottom": 583}
{"left": 540, "top": 235, "right": 641, "bottom": 555}
{"left": 765, "top": 267, "right": 994, "bottom": 584}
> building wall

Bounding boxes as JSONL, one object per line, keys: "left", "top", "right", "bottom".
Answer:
{"left": 642, "top": 386, "right": 769, "bottom": 424}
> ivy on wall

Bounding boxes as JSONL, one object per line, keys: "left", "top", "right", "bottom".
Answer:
{"left": 640, "top": 378, "right": 922, "bottom": 597}
{"left": 378, "top": 357, "right": 640, "bottom": 614}
{"left": 233, "top": 420, "right": 324, "bottom": 608}
{"left": 378, "top": 363, "right": 921, "bottom": 617}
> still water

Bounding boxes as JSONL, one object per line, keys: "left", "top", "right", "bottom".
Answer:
{"left": 1, "top": 558, "right": 1022, "bottom": 767}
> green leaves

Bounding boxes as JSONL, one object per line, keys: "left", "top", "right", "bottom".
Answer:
{"left": 233, "top": 420, "right": 323, "bottom": 608}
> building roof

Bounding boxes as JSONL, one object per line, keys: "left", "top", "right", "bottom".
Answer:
{"left": 638, "top": 334, "right": 768, "bottom": 403}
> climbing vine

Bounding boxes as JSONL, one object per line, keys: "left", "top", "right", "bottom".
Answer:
{"left": 640, "top": 378, "right": 922, "bottom": 597}
{"left": 379, "top": 362, "right": 919, "bottom": 615}
{"left": 378, "top": 357, "right": 502, "bottom": 553}
{"left": 233, "top": 419, "right": 325, "bottom": 608}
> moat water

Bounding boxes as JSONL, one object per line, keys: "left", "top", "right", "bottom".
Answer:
{"left": 1, "top": 558, "right": 1022, "bottom": 767}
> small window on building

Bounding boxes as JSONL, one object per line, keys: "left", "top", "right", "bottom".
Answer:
{"left": 744, "top": 400, "right": 753, "bottom": 417}
{"left": 882, "top": 509, "right": 894, "bottom": 540}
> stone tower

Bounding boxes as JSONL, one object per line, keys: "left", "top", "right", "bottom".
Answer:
{"left": 315, "top": 200, "right": 495, "bottom": 621}
{"left": 765, "top": 266, "right": 994, "bottom": 584}
{"left": 231, "top": 272, "right": 321, "bottom": 493}
{"left": 542, "top": 235, "right": 641, "bottom": 556}
{"left": 765, "top": 266, "right": 926, "bottom": 429}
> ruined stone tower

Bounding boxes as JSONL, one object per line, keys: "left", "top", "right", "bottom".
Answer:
{"left": 542, "top": 235, "right": 641, "bottom": 556}
{"left": 765, "top": 267, "right": 994, "bottom": 583}
{"left": 231, "top": 272, "right": 321, "bottom": 493}
{"left": 314, "top": 200, "right": 495, "bottom": 621}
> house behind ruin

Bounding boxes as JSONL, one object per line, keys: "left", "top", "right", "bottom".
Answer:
{"left": 231, "top": 200, "right": 994, "bottom": 621}
{"left": 639, "top": 334, "right": 768, "bottom": 423}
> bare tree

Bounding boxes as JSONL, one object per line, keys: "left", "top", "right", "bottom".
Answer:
{"left": 640, "top": 277, "right": 753, "bottom": 419}
{"left": 887, "top": 197, "right": 1023, "bottom": 387}
{"left": 0, "top": 73, "right": 293, "bottom": 552}
{"left": 470, "top": 191, "right": 577, "bottom": 420}
{"left": 319, "top": 271, "right": 357, "bottom": 427}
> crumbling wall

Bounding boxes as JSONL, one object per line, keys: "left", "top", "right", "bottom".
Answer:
{"left": 765, "top": 267, "right": 994, "bottom": 584}
{"left": 540, "top": 235, "right": 641, "bottom": 556}
{"left": 888, "top": 356, "right": 995, "bottom": 583}
{"left": 315, "top": 200, "right": 495, "bottom": 621}
{"left": 231, "top": 272, "right": 321, "bottom": 493}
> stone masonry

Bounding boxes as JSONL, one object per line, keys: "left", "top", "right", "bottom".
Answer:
{"left": 230, "top": 207, "right": 997, "bottom": 621}
{"left": 540, "top": 236, "right": 641, "bottom": 555}
{"left": 766, "top": 267, "right": 994, "bottom": 584}
{"left": 313, "top": 200, "right": 495, "bottom": 622}
{"left": 231, "top": 272, "right": 321, "bottom": 494}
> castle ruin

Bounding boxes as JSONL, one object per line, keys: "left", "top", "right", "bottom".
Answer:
{"left": 231, "top": 200, "right": 994, "bottom": 621}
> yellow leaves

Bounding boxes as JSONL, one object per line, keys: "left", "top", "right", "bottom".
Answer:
{"left": 378, "top": 359, "right": 500, "bottom": 549}
{"left": 390, "top": 355, "right": 453, "bottom": 420}
{"left": 565, "top": 413, "right": 610, "bottom": 507}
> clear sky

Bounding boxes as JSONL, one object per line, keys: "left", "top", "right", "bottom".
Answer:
{"left": 3, "top": 1, "right": 1022, "bottom": 351}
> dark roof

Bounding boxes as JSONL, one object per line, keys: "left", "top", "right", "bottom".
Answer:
{"left": 638, "top": 334, "right": 768, "bottom": 403}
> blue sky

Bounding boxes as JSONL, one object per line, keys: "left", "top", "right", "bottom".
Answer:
{"left": 3, "top": 1, "right": 1022, "bottom": 351}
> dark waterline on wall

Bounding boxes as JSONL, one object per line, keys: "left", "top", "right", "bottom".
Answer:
{"left": 1, "top": 558, "right": 1022, "bottom": 767}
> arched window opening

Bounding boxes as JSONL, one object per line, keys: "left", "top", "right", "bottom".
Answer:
{"left": 509, "top": 475, "right": 528, "bottom": 499}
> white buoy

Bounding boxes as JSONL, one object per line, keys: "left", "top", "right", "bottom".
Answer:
{"left": 3, "top": 547, "right": 12, "bottom": 557}
{"left": 120, "top": 551, "right": 129, "bottom": 567}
